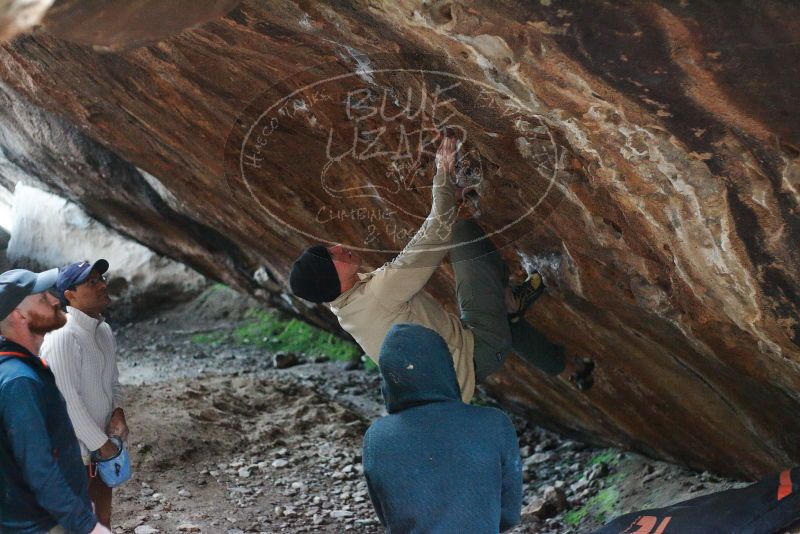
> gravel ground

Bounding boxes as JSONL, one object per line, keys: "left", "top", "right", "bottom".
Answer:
{"left": 109, "top": 287, "right": 747, "bottom": 533}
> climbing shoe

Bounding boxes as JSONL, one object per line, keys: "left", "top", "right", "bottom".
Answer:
{"left": 569, "top": 357, "right": 595, "bottom": 392}
{"left": 508, "top": 271, "right": 546, "bottom": 322}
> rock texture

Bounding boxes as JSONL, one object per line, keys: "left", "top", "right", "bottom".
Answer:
{"left": 0, "top": 0, "right": 52, "bottom": 42}
{"left": 0, "top": 1, "right": 798, "bottom": 478}
{"left": 7, "top": 184, "right": 207, "bottom": 319}
{"left": 0, "top": 184, "right": 10, "bottom": 271}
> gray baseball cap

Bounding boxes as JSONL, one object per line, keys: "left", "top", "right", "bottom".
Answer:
{"left": 0, "top": 269, "right": 59, "bottom": 321}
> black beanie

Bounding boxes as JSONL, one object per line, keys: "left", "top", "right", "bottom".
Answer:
{"left": 289, "top": 245, "right": 341, "bottom": 303}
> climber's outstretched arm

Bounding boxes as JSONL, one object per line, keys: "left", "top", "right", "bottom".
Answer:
{"left": 368, "top": 135, "right": 461, "bottom": 309}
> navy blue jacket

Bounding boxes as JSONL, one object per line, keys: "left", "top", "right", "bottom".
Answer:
{"left": 363, "top": 324, "right": 523, "bottom": 533}
{"left": 0, "top": 337, "right": 97, "bottom": 534}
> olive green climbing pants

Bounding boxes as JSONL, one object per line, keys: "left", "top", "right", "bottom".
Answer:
{"left": 450, "top": 219, "right": 566, "bottom": 382}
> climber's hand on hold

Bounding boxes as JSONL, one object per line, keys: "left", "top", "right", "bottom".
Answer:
{"left": 435, "top": 133, "right": 458, "bottom": 177}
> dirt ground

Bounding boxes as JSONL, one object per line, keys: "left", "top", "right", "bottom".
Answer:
{"left": 109, "top": 287, "right": 752, "bottom": 534}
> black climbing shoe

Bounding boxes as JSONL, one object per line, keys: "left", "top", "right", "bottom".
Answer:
{"left": 508, "top": 271, "right": 546, "bottom": 322}
{"left": 569, "top": 358, "right": 595, "bottom": 392}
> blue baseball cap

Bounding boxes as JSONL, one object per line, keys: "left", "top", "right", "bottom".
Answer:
{"left": 56, "top": 260, "right": 109, "bottom": 301}
{"left": 0, "top": 269, "right": 59, "bottom": 321}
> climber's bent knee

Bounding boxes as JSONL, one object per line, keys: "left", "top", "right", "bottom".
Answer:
{"left": 472, "top": 330, "right": 512, "bottom": 383}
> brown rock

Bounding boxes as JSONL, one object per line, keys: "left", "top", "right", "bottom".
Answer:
{"left": 0, "top": 0, "right": 798, "bottom": 478}
{"left": 543, "top": 485, "right": 568, "bottom": 511}
{"left": 521, "top": 496, "right": 546, "bottom": 517}
{"left": 273, "top": 351, "right": 300, "bottom": 369}
{"left": 524, "top": 485, "right": 567, "bottom": 519}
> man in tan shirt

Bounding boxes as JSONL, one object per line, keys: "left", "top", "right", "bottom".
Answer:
{"left": 290, "top": 135, "right": 592, "bottom": 402}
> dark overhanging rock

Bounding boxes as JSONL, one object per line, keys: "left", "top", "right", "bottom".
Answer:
{"left": 0, "top": 0, "right": 797, "bottom": 478}
{"left": 0, "top": 81, "right": 339, "bottom": 333}
{"left": 40, "top": 0, "right": 241, "bottom": 51}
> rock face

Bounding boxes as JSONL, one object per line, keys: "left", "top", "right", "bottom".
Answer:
{"left": 0, "top": 227, "right": 8, "bottom": 272}
{"left": 6, "top": 184, "right": 207, "bottom": 320}
{"left": 0, "top": 0, "right": 52, "bottom": 42}
{"left": 0, "top": 1, "right": 798, "bottom": 478}
{"left": 0, "top": 184, "right": 10, "bottom": 271}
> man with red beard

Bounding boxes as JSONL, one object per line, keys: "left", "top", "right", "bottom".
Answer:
{"left": 0, "top": 268, "right": 110, "bottom": 534}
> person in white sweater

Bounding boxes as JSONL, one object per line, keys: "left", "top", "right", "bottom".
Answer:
{"left": 41, "top": 260, "right": 128, "bottom": 528}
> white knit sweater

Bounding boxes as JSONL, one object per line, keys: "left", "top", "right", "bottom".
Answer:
{"left": 41, "top": 306, "right": 123, "bottom": 460}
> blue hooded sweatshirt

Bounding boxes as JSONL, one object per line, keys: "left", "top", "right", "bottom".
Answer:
{"left": 0, "top": 337, "right": 97, "bottom": 534}
{"left": 363, "top": 324, "right": 523, "bottom": 533}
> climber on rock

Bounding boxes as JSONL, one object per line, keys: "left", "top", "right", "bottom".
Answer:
{"left": 289, "top": 132, "right": 595, "bottom": 403}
